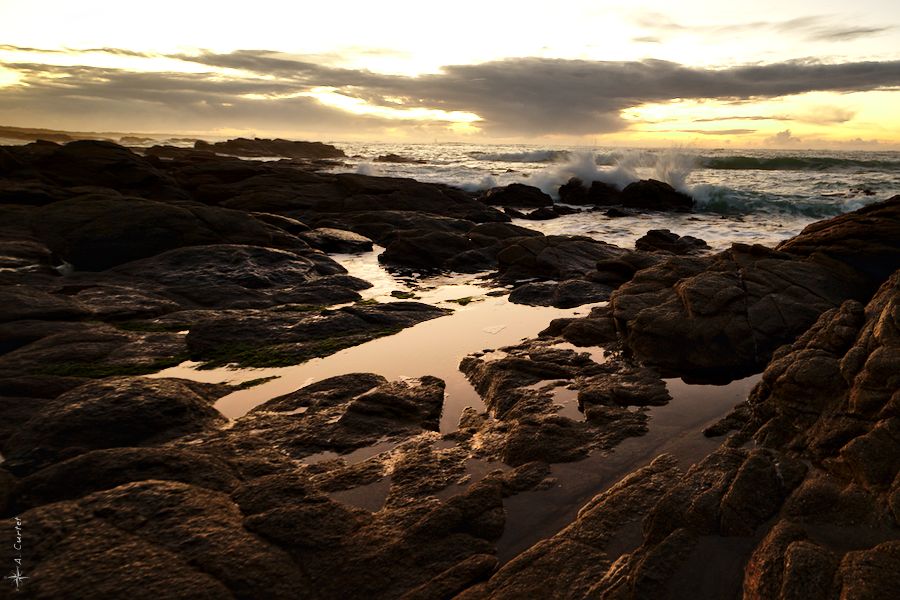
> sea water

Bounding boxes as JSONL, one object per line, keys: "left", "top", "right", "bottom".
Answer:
{"left": 326, "top": 142, "right": 900, "bottom": 250}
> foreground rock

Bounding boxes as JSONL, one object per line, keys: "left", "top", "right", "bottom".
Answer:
{"left": 557, "top": 197, "right": 900, "bottom": 381}
{"left": 185, "top": 301, "right": 449, "bottom": 367}
{"left": 2, "top": 377, "right": 228, "bottom": 474}
{"left": 541, "top": 268, "right": 900, "bottom": 600}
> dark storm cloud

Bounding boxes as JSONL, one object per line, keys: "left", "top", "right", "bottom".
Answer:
{"left": 2, "top": 48, "right": 899, "bottom": 136}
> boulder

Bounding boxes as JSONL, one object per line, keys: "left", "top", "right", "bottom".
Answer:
{"left": 482, "top": 184, "right": 553, "bottom": 208}
{"left": 621, "top": 179, "right": 694, "bottom": 211}
{"left": 33, "top": 194, "right": 308, "bottom": 270}
{"left": 2, "top": 377, "right": 228, "bottom": 473}
{"left": 635, "top": 229, "right": 710, "bottom": 254}
{"left": 299, "top": 227, "right": 374, "bottom": 253}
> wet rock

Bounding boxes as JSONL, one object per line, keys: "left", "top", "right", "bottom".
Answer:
{"left": 496, "top": 235, "right": 624, "bottom": 283}
{"left": 508, "top": 278, "right": 614, "bottom": 308}
{"left": 379, "top": 222, "right": 540, "bottom": 272}
{"left": 610, "top": 241, "right": 877, "bottom": 381}
{"left": 186, "top": 301, "right": 448, "bottom": 367}
{"left": 299, "top": 227, "right": 374, "bottom": 253}
{"left": 400, "top": 554, "right": 498, "bottom": 600}
{"left": 3, "top": 480, "right": 311, "bottom": 598}
{"left": 373, "top": 153, "right": 425, "bottom": 164}
{"left": 33, "top": 194, "right": 307, "bottom": 270}
{"left": 621, "top": 179, "right": 694, "bottom": 211}
{"left": 231, "top": 374, "right": 444, "bottom": 456}
{"left": 541, "top": 305, "right": 619, "bottom": 347}
{"left": 459, "top": 455, "right": 682, "bottom": 600}
{"left": 0, "top": 321, "right": 187, "bottom": 387}
{"left": 635, "top": 228, "right": 710, "bottom": 254}
{"left": 558, "top": 178, "right": 621, "bottom": 206}
{"left": 482, "top": 184, "right": 553, "bottom": 208}
{"left": 111, "top": 244, "right": 365, "bottom": 309}
{"left": 13, "top": 446, "right": 241, "bottom": 510}
{"left": 4, "top": 140, "right": 187, "bottom": 201}
{"left": 2, "top": 377, "right": 227, "bottom": 474}
{"left": 195, "top": 137, "right": 346, "bottom": 159}
{"left": 0, "top": 285, "right": 86, "bottom": 322}
{"left": 249, "top": 211, "right": 310, "bottom": 234}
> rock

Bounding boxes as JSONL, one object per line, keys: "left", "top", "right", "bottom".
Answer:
{"left": 621, "top": 179, "right": 694, "bottom": 211}
{"left": 400, "top": 554, "right": 498, "bottom": 600}
{"left": 195, "top": 137, "right": 346, "bottom": 159}
{"left": 0, "top": 321, "right": 187, "bottom": 388}
{"left": 185, "top": 301, "right": 449, "bottom": 367}
{"left": 557, "top": 178, "right": 622, "bottom": 206}
{"left": 508, "top": 278, "right": 614, "bottom": 308}
{"left": 221, "top": 373, "right": 445, "bottom": 457}
{"left": 2, "top": 377, "right": 227, "bottom": 474}
{"left": 13, "top": 446, "right": 241, "bottom": 510}
{"left": 112, "top": 244, "right": 366, "bottom": 309}
{"left": 3, "top": 480, "right": 311, "bottom": 598}
{"left": 33, "top": 194, "right": 308, "bottom": 270}
{"left": 610, "top": 240, "right": 881, "bottom": 381}
{"left": 378, "top": 222, "right": 540, "bottom": 272}
{"left": 373, "top": 153, "right": 425, "bottom": 164}
{"left": 635, "top": 229, "right": 710, "bottom": 254}
{"left": 496, "top": 235, "right": 625, "bottom": 283}
{"left": 482, "top": 184, "right": 553, "bottom": 208}
{"left": 299, "top": 227, "right": 374, "bottom": 253}
{"left": 777, "top": 195, "right": 900, "bottom": 284}
{"left": 7, "top": 140, "right": 187, "bottom": 201}
{"left": 249, "top": 211, "right": 310, "bottom": 234}
{"left": 459, "top": 455, "right": 682, "bottom": 599}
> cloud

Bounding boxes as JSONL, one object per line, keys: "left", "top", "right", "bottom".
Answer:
{"left": 633, "top": 13, "right": 893, "bottom": 43}
{"left": 678, "top": 129, "right": 757, "bottom": 135}
{"left": 1, "top": 48, "right": 899, "bottom": 137}
{"left": 767, "top": 129, "right": 802, "bottom": 145}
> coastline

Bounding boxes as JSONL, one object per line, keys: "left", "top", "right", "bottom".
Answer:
{"left": 1, "top": 137, "right": 898, "bottom": 598}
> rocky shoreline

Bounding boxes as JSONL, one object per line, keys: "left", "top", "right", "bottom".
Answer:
{"left": 1, "top": 138, "right": 898, "bottom": 598}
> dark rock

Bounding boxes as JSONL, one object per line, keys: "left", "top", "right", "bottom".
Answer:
{"left": 186, "top": 301, "right": 449, "bottom": 367}
{"left": 299, "top": 227, "right": 374, "bottom": 253}
{"left": 225, "top": 374, "right": 445, "bottom": 457}
{"left": 459, "top": 455, "right": 682, "bottom": 599}
{"left": 482, "top": 184, "right": 553, "bottom": 208}
{"left": 610, "top": 237, "right": 884, "bottom": 381}
{"left": 33, "top": 194, "right": 307, "bottom": 270}
{"left": 558, "top": 178, "right": 622, "bottom": 206}
{"left": 621, "top": 179, "right": 694, "bottom": 211}
{"left": 373, "top": 153, "right": 425, "bottom": 164}
{"left": 635, "top": 228, "right": 710, "bottom": 254}
{"left": 604, "top": 207, "right": 629, "bottom": 218}
{"left": 508, "top": 278, "right": 614, "bottom": 308}
{"left": 195, "top": 137, "right": 346, "bottom": 159}
{"left": 110, "top": 244, "right": 365, "bottom": 309}
{"left": 4, "top": 480, "right": 311, "bottom": 598}
{"left": 13, "top": 446, "right": 241, "bottom": 510}
{"left": 249, "top": 211, "right": 310, "bottom": 234}
{"left": 496, "top": 235, "right": 624, "bottom": 283}
{"left": 2, "top": 377, "right": 227, "bottom": 474}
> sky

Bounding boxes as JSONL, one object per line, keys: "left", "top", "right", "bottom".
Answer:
{"left": 0, "top": 0, "right": 899, "bottom": 148}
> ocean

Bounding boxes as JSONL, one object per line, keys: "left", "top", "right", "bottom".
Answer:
{"left": 324, "top": 142, "right": 900, "bottom": 250}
